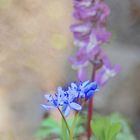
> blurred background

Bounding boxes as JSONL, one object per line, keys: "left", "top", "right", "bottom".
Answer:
{"left": 0, "top": 0, "right": 139, "bottom": 139}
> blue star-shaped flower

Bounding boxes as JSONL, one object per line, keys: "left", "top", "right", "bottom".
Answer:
{"left": 42, "top": 81, "right": 99, "bottom": 117}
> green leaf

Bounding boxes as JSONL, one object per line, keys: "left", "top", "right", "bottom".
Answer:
{"left": 74, "top": 126, "right": 84, "bottom": 136}
{"left": 41, "top": 117, "right": 60, "bottom": 128}
{"left": 35, "top": 117, "right": 62, "bottom": 140}
{"left": 91, "top": 115, "right": 121, "bottom": 140}
{"left": 61, "top": 119, "right": 69, "bottom": 140}
{"left": 35, "top": 129, "right": 54, "bottom": 140}
{"left": 91, "top": 117, "right": 106, "bottom": 140}
{"left": 91, "top": 113, "right": 137, "bottom": 140}
{"left": 105, "top": 122, "right": 121, "bottom": 140}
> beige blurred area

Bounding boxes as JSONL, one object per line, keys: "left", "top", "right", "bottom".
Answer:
{"left": 0, "top": 0, "right": 74, "bottom": 139}
{"left": 0, "top": 0, "right": 140, "bottom": 140}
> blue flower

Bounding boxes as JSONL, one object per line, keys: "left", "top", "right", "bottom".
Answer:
{"left": 42, "top": 81, "right": 99, "bottom": 117}
{"left": 62, "top": 86, "right": 81, "bottom": 116}
{"left": 79, "top": 81, "right": 99, "bottom": 99}
{"left": 42, "top": 87, "right": 65, "bottom": 110}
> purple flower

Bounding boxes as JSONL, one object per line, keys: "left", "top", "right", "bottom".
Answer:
{"left": 71, "top": 1, "right": 111, "bottom": 50}
{"left": 77, "top": 67, "right": 87, "bottom": 81}
{"left": 73, "top": 6, "right": 96, "bottom": 21}
{"left": 73, "top": 0, "right": 110, "bottom": 24}
{"left": 74, "top": 34, "right": 89, "bottom": 48}
{"left": 70, "top": 0, "right": 120, "bottom": 86}
{"left": 73, "top": 0, "right": 93, "bottom": 8}
{"left": 91, "top": 28, "right": 111, "bottom": 44}
{"left": 70, "top": 47, "right": 89, "bottom": 69}
{"left": 70, "top": 22, "right": 92, "bottom": 48}
{"left": 42, "top": 81, "right": 99, "bottom": 116}
{"left": 95, "top": 65, "right": 121, "bottom": 86}
{"left": 70, "top": 22, "right": 92, "bottom": 35}
{"left": 94, "top": 1, "right": 110, "bottom": 24}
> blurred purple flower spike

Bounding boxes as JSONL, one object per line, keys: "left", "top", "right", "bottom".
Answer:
{"left": 70, "top": 0, "right": 120, "bottom": 139}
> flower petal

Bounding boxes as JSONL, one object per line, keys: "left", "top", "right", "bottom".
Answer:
{"left": 86, "top": 90, "right": 96, "bottom": 99}
{"left": 78, "top": 68, "right": 88, "bottom": 82}
{"left": 41, "top": 104, "right": 55, "bottom": 110}
{"left": 82, "top": 80, "right": 90, "bottom": 86}
{"left": 71, "top": 82, "right": 77, "bottom": 89}
{"left": 70, "top": 102, "right": 82, "bottom": 111}
{"left": 63, "top": 106, "right": 71, "bottom": 117}
{"left": 44, "top": 94, "right": 53, "bottom": 101}
{"left": 84, "top": 81, "right": 98, "bottom": 93}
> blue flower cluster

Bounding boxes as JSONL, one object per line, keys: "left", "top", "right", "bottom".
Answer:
{"left": 42, "top": 81, "right": 99, "bottom": 116}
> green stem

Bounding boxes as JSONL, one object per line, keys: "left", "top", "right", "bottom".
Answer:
{"left": 70, "top": 112, "right": 79, "bottom": 140}
{"left": 57, "top": 107, "right": 71, "bottom": 136}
